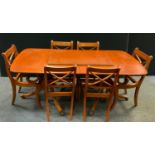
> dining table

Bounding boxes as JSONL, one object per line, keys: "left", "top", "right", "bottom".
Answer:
{"left": 10, "top": 48, "right": 147, "bottom": 114}
{"left": 11, "top": 48, "right": 147, "bottom": 75}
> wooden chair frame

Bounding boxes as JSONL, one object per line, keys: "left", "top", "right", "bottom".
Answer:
{"left": 118, "top": 48, "right": 153, "bottom": 106}
{"left": 44, "top": 65, "right": 77, "bottom": 121}
{"left": 83, "top": 66, "right": 120, "bottom": 121}
{"left": 1, "top": 44, "right": 42, "bottom": 108}
{"left": 51, "top": 40, "right": 73, "bottom": 49}
{"left": 77, "top": 41, "right": 100, "bottom": 50}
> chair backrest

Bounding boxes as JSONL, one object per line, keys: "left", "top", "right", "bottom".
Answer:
{"left": 133, "top": 48, "right": 153, "bottom": 70}
{"left": 77, "top": 41, "right": 100, "bottom": 50}
{"left": 85, "top": 66, "right": 120, "bottom": 93}
{"left": 1, "top": 44, "right": 18, "bottom": 80}
{"left": 51, "top": 40, "right": 73, "bottom": 49}
{"left": 44, "top": 65, "right": 76, "bottom": 93}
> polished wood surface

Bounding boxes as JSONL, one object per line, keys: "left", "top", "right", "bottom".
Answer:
{"left": 10, "top": 48, "right": 147, "bottom": 76}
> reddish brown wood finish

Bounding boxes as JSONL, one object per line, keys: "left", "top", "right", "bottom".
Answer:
{"left": 83, "top": 66, "right": 120, "bottom": 121}
{"left": 10, "top": 49, "right": 147, "bottom": 76}
{"left": 51, "top": 40, "right": 73, "bottom": 49}
{"left": 2, "top": 45, "right": 42, "bottom": 108}
{"left": 118, "top": 48, "right": 153, "bottom": 106}
{"left": 44, "top": 65, "right": 77, "bottom": 121}
{"left": 77, "top": 41, "right": 100, "bottom": 50}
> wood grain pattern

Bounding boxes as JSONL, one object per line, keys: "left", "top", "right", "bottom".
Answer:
{"left": 10, "top": 48, "right": 147, "bottom": 75}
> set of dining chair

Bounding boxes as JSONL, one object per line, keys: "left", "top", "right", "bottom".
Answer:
{"left": 51, "top": 40, "right": 100, "bottom": 50}
{"left": 1, "top": 40, "right": 153, "bottom": 121}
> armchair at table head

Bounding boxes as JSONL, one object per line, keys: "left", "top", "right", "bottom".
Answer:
{"left": 132, "top": 47, "right": 153, "bottom": 70}
{"left": 1, "top": 44, "right": 18, "bottom": 77}
{"left": 118, "top": 47, "right": 153, "bottom": 107}
{"left": 1, "top": 44, "right": 42, "bottom": 108}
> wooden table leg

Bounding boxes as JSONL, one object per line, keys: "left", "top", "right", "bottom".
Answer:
{"left": 89, "top": 98, "right": 99, "bottom": 116}
{"left": 118, "top": 94, "right": 128, "bottom": 101}
{"left": 19, "top": 78, "right": 64, "bottom": 115}
{"left": 20, "top": 91, "right": 36, "bottom": 98}
{"left": 52, "top": 97, "right": 64, "bottom": 116}
{"left": 21, "top": 91, "right": 64, "bottom": 114}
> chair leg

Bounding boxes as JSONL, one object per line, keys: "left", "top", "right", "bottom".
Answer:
{"left": 105, "top": 110, "right": 110, "bottom": 122}
{"left": 134, "top": 86, "right": 140, "bottom": 107}
{"left": 83, "top": 96, "right": 87, "bottom": 121}
{"left": 105, "top": 103, "right": 112, "bottom": 122}
{"left": 110, "top": 89, "right": 118, "bottom": 111}
{"left": 45, "top": 98, "right": 51, "bottom": 122}
{"left": 105, "top": 94, "right": 114, "bottom": 122}
{"left": 35, "top": 89, "right": 42, "bottom": 109}
{"left": 11, "top": 83, "right": 16, "bottom": 105}
{"left": 18, "top": 77, "right": 23, "bottom": 93}
{"left": 89, "top": 98, "right": 99, "bottom": 115}
{"left": 69, "top": 95, "right": 74, "bottom": 121}
{"left": 134, "top": 76, "right": 145, "bottom": 107}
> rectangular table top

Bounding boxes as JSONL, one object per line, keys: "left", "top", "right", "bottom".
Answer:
{"left": 10, "top": 48, "right": 147, "bottom": 75}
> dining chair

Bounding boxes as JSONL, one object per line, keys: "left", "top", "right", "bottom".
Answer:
{"left": 82, "top": 66, "right": 120, "bottom": 122}
{"left": 1, "top": 44, "right": 42, "bottom": 108}
{"left": 44, "top": 65, "right": 77, "bottom": 121}
{"left": 118, "top": 48, "right": 153, "bottom": 106}
{"left": 51, "top": 40, "right": 73, "bottom": 49}
{"left": 77, "top": 41, "right": 100, "bottom": 50}
{"left": 1, "top": 45, "right": 23, "bottom": 93}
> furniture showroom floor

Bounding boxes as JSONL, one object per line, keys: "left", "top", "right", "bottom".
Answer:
{"left": 0, "top": 76, "right": 155, "bottom": 122}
